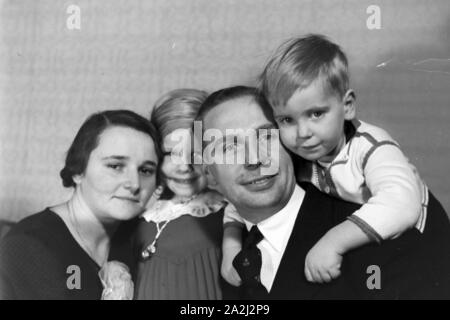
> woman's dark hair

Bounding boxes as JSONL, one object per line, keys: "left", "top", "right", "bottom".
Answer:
{"left": 60, "top": 109, "right": 162, "bottom": 188}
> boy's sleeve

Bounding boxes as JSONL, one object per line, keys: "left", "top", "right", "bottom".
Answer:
{"left": 223, "top": 202, "right": 246, "bottom": 228}
{"left": 348, "top": 141, "right": 425, "bottom": 242}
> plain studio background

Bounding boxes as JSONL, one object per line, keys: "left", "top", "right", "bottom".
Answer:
{"left": 0, "top": 0, "right": 449, "bottom": 222}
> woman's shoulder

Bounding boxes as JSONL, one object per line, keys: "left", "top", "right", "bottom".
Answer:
{"left": 1, "top": 208, "right": 72, "bottom": 261}
{"left": 0, "top": 209, "right": 70, "bottom": 272}
{"left": 5, "top": 209, "right": 65, "bottom": 239}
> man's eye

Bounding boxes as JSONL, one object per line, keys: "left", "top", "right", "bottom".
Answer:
{"left": 223, "top": 143, "right": 236, "bottom": 152}
{"left": 260, "top": 132, "right": 277, "bottom": 141}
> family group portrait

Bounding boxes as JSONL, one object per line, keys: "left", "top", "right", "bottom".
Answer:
{"left": 1, "top": 0, "right": 449, "bottom": 301}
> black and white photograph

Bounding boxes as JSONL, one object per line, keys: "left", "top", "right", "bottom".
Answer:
{"left": 0, "top": 0, "right": 449, "bottom": 304}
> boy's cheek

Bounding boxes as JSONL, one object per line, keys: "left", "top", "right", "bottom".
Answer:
{"left": 279, "top": 128, "right": 296, "bottom": 148}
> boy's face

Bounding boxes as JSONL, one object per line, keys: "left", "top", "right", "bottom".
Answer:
{"left": 272, "top": 79, "right": 355, "bottom": 163}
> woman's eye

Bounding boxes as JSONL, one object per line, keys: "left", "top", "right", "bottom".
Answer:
{"left": 107, "top": 163, "right": 124, "bottom": 171}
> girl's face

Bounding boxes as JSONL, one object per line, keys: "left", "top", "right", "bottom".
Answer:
{"left": 161, "top": 128, "right": 207, "bottom": 199}
{"left": 74, "top": 126, "right": 158, "bottom": 222}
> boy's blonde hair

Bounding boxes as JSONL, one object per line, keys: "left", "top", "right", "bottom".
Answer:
{"left": 259, "top": 34, "right": 349, "bottom": 108}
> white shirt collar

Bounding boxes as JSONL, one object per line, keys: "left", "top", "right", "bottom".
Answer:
{"left": 243, "top": 184, "right": 304, "bottom": 253}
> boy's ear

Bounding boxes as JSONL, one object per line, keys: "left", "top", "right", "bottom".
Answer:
{"left": 343, "top": 89, "right": 356, "bottom": 120}
{"left": 203, "top": 165, "right": 220, "bottom": 191}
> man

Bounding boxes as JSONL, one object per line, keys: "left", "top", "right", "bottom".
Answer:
{"left": 196, "top": 86, "right": 450, "bottom": 299}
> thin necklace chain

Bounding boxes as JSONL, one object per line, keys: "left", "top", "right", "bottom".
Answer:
{"left": 141, "top": 193, "right": 198, "bottom": 260}
{"left": 172, "top": 193, "right": 199, "bottom": 205}
{"left": 67, "top": 201, "right": 107, "bottom": 267}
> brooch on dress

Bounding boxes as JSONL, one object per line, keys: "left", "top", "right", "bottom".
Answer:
{"left": 141, "top": 220, "right": 170, "bottom": 260}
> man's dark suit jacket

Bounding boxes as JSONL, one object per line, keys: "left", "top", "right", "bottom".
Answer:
{"left": 230, "top": 183, "right": 450, "bottom": 300}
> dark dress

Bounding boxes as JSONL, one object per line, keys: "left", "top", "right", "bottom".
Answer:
{"left": 0, "top": 209, "right": 133, "bottom": 300}
{"left": 135, "top": 211, "right": 225, "bottom": 300}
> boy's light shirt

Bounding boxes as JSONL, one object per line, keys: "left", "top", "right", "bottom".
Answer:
{"left": 240, "top": 184, "right": 304, "bottom": 292}
{"left": 300, "top": 120, "right": 428, "bottom": 240}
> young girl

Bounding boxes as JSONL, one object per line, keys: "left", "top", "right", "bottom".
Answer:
{"left": 135, "top": 89, "right": 227, "bottom": 299}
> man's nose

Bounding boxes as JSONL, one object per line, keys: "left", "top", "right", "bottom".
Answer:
{"left": 244, "top": 141, "right": 264, "bottom": 170}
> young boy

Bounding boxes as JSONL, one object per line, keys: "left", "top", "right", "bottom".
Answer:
{"left": 221, "top": 34, "right": 428, "bottom": 285}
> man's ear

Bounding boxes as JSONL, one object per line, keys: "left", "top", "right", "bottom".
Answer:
{"left": 203, "top": 165, "right": 219, "bottom": 191}
{"left": 343, "top": 89, "right": 356, "bottom": 120}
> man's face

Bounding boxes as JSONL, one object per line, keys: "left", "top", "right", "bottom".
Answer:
{"left": 202, "top": 96, "right": 295, "bottom": 220}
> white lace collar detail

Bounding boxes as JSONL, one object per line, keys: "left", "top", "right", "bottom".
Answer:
{"left": 141, "top": 190, "right": 227, "bottom": 224}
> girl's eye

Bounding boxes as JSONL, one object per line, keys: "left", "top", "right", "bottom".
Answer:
{"left": 277, "top": 117, "right": 293, "bottom": 125}
{"left": 139, "top": 167, "right": 155, "bottom": 176}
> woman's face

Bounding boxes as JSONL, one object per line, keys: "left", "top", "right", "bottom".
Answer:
{"left": 161, "top": 128, "right": 207, "bottom": 199}
{"left": 74, "top": 126, "right": 158, "bottom": 222}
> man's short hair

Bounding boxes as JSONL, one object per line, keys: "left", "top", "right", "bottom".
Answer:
{"left": 195, "top": 86, "right": 275, "bottom": 128}
{"left": 259, "top": 34, "right": 349, "bottom": 108}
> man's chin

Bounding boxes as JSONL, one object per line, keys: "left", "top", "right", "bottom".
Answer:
{"left": 240, "top": 192, "right": 281, "bottom": 209}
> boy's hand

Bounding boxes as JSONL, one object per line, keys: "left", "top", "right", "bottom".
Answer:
{"left": 304, "top": 237, "right": 343, "bottom": 283}
{"left": 221, "top": 246, "right": 242, "bottom": 287}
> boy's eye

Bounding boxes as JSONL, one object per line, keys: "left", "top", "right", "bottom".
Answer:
{"left": 311, "top": 110, "right": 325, "bottom": 119}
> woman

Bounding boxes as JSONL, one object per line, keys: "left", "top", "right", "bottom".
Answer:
{"left": 0, "top": 110, "right": 161, "bottom": 299}
{"left": 135, "top": 89, "right": 227, "bottom": 300}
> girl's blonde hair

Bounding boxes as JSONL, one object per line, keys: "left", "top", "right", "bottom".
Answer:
{"left": 151, "top": 88, "right": 208, "bottom": 140}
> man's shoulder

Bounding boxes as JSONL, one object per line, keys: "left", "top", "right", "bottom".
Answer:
{"left": 299, "top": 182, "right": 361, "bottom": 221}
{"left": 300, "top": 182, "right": 357, "bottom": 205}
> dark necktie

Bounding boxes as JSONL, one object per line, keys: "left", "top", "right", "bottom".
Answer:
{"left": 233, "top": 225, "right": 269, "bottom": 299}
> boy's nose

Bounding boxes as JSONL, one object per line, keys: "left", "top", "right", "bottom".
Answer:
{"left": 297, "top": 123, "right": 312, "bottom": 139}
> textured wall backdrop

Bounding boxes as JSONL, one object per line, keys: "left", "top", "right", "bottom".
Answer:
{"left": 0, "top": 0, "right": 449, "bottom": 221}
